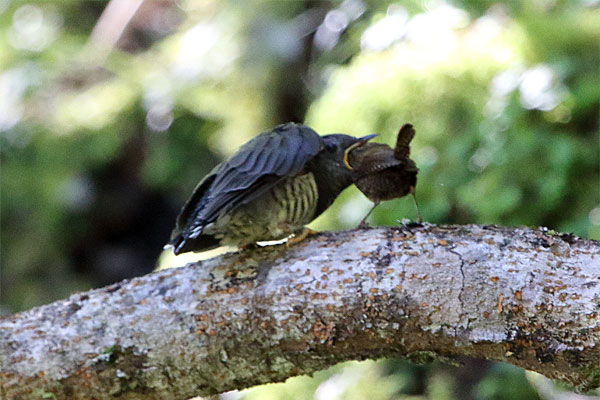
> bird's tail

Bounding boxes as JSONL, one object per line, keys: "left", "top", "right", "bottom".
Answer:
{"left": 164, "top": 234, "right": 220, "bottom": 255}
{"left": 394, "top": 123, "right": 416, "bottom": 159}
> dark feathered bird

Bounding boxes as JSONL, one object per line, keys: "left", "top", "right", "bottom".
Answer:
{"left": 345, "top": 123, "right": 421, "bottom": 225}
{"left": 167, "top": 123, "right": 376, "bottom": 254}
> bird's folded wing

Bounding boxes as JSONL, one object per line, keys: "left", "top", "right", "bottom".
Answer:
{"left": 179, "top": 124, "right": 323, "bottom": 237}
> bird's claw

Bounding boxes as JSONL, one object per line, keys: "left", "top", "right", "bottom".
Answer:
{"left": 357, "top": 220, "right": 371, "bottom": 229}
{"left": 238, "top": 243, "right": 259, "bottom": 251}
{"left": 286, "top": 228, "right": 317, "bottom": 247}
{"left": 397, "top": 219, "right": 424, "bottom": 234}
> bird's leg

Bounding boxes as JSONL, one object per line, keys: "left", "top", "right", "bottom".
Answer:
{"left": 358, "top": 202, "right": 379, "bottom": 229}
{"left": 410, "top": 186, "right": 422, "bottom": 223}
{"left": 238, "top": 242, "right": 259, "bottom": 251}
{"left": 286, "top": 227, "right": 317, "bottom": 247}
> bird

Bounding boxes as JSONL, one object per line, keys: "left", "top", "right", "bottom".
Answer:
{"left": 344, "top": 123, "right": 421, "bottom": 226}
{"left": 167, "top": 122, "right": 377, "bottom": 254}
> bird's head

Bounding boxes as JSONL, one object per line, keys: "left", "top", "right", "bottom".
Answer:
{"left": 307, "top": 133, "right": 378, "bottom": 192}
{"left": 319, "top": 132, "right": 377, "bottom": 170}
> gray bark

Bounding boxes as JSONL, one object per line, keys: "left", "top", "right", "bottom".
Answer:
{"left": 1, "top": 224, "right": 599, "bottom": 400}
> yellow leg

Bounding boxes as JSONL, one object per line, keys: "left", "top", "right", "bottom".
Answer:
{"left": 286, "top": 227, "right": 317, "bottom": 246}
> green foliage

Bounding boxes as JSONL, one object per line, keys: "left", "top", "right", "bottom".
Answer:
{"left": 35, "top": 390, "right": 57, "bottom": 400}
{"left": 237, "top": 360, "right": 406, "bottom": 400}
{"left": 306, "top": 8, "right": 599, "bottom": 236}
{"left": 1, "top": 0, "right": 598, "bottom": 398}
{"left": 476, "top": 364, "right": 540, "bottom": 400}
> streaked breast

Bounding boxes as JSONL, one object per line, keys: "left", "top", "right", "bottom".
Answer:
{"left": 271, "top": 172, "right": 318, "bottom": 226}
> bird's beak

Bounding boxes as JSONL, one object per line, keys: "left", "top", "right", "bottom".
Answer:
{"left": 344, "top": 134, "right": 378, "bottom": 170}
{"left": 357, "top": 133, "right": 378, "bottom": 143}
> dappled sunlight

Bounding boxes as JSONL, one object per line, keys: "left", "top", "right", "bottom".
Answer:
{"left": 1, "top": 0, "right": 598, "bottom": 398}
{"left": 53, "top": 80, "right": 137, "bottom": 133}
{"left": 7, "top": 4, "right": 62, "bottom": 52}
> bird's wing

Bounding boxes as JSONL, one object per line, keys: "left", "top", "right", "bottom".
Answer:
{"left": 349, "top": 143, "right": 402, "bottom": 175}
{"left": 394, "top": 123, "right": 415, "bottom": 159}
{"left": 178, "top": 123, "right": 323, "bottom": 238}
{"left": 171, "top": 170, "right": 217, "bottom": 241}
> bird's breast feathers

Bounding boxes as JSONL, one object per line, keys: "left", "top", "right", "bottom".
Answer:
{"left": 201, "top": 172, "right": 319, "bottom": 246}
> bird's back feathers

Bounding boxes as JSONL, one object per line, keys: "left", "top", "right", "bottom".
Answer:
{"left": 169, "top": 123, "right": 323, "bottom": 250}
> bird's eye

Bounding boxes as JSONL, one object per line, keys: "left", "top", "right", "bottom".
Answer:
{"left": 325, "top": 143, "right": 337, "bottom": 153}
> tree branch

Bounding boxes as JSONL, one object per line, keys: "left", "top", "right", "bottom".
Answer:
{"left": 2, "top": 224, "right": 599, "bottom": 399}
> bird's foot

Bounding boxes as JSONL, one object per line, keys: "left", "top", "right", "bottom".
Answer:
{"left": 397, "top": 218, "right": 424, "bottom": 233}
{"left": 238, "top": 242, "right": 259, "bottom": 251}
{"left": 286, "top": 228, "right": 317, "bottom": 247}
{"left": 357, "top": 220, "right": 371, "bottom": 229}
{"left": 404, "top": 221, "right": 424, "bottom": 228}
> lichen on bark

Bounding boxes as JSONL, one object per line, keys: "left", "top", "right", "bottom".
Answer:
{"left": 1, "top": 224, "right": 599, "bottom": 400}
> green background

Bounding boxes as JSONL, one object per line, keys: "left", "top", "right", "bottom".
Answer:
{"left": 1, "top": 0, "right": 598, "bottom": 398}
